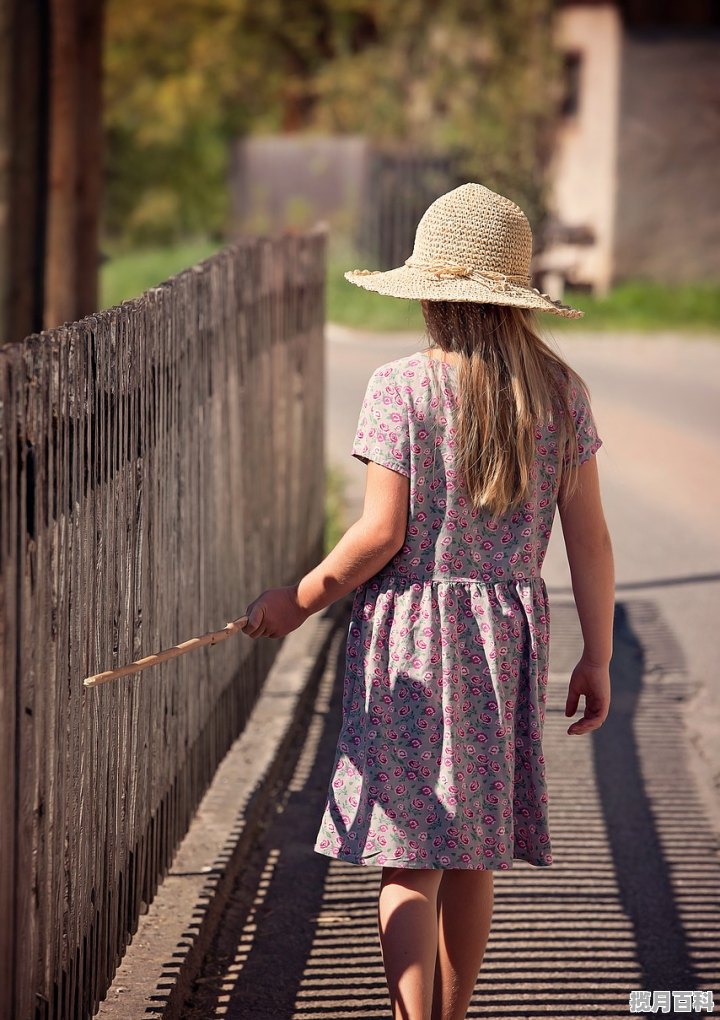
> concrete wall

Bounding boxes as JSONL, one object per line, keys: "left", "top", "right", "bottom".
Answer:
{"left": 228, "top": 135, "right": 368, "bottom": 238}
{"left": 613, "top": 32, "right": 720, "bottom": 283}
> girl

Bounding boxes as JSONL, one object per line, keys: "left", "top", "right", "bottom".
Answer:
{"left": 241, "top": 184, "right": 614, "bottom": 1020}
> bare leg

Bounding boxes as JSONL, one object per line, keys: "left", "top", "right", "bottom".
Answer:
{"left": 431, "top": 869, "right": 494, "bottom": 1020}
{"left": 378, "top": 866, "right": 443, "bottom": 1020}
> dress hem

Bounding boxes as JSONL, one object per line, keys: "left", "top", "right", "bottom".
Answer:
{"left": 313, "top": 845, "right": 553, "bottom": 871}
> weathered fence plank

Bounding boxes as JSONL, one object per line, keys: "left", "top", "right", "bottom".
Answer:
{"left": 0, "top": 229, "right": 326, "bottom": 1020}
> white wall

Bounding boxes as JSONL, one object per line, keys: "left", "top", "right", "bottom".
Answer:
{"left": 544, "top": 5, "right": 622, "bottom": 295}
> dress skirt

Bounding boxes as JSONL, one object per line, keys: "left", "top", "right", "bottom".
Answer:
{"left": 313, "top": 573, "right": 554, "bottom": 870}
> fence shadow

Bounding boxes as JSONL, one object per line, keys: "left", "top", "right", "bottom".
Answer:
{"left": 181, "top": 598, "right": 720, "bottom": 1019}
{"left": 181, "top": 638, "right": 345, "bottom": 1019}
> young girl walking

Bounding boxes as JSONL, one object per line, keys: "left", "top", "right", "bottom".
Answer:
{"left": 241, "top": 183, "right": 614, "bottom": 1020}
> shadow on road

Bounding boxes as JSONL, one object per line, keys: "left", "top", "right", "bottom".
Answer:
{"left": 181, "top": 601, "right": 720, "bottom": 1019}
{"left": 595, "top": 602, "right": 703, "bottom": 992}
{"left": 550, "top": 571, "right": 720, "bottom": 595}
{"left": 181, "top": 641, "right": 352, "bottom": 1020}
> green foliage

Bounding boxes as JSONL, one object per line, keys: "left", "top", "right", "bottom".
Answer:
{"left": 104, "top": 0, "right": 560, "bottom": 245}
{"left": 312, "top": 0, "right": 560, "bottom": 226}
{"left": 104, "top": 0, "right": 240, "bottom": 245}
{"left": 104, "top": 122, "right": 229, "bottom": 246}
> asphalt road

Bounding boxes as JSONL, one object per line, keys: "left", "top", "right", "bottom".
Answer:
{"left": 180, "top": 325, "right": 720, "bottom": 1020}
{"left": 182, "top": 602, "right": 720, "bottom": 1019}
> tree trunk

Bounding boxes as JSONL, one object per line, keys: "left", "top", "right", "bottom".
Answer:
{"left": 45, "top": 0, "right": 104, "bottom": 329}
{"left": 76, "top": 0, "right": 104, "bottom": 317}
{"left": 0, "top": 0, "right": 103, "bottom": 343}
{"left": 44, "top": 0, "right": 80, "bottom": 329}
{"left": 0, "top": 0, "right": 50, "bottom": 344}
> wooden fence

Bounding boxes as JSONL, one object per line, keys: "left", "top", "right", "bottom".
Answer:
{"left": 0, "top": 229, "right": 327, "bottom": 1020}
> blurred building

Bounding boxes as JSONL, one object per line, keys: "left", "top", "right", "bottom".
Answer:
{"left": 539, "top": 0, "right": 720, "bottom": 296}
{"left": 228, "top": 135, "right": 368, "bottom": 239}
{"left": 229, "top": 136, "right": 458, "bottom": 272}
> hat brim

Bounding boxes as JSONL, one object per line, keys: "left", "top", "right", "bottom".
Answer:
{"left": 344, "top": 267, "right": 583, "bottom": 319}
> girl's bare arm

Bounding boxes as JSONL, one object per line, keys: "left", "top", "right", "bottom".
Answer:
{"left": 558, "top": 456, "right": 615, "bottom": 734}
{"left": 242, "top": 462, "right": 410, "bottom": 638}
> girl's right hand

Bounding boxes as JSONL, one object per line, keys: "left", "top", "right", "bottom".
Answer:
{"left": 565, "top": 658, "right": 611, "bottom": 735}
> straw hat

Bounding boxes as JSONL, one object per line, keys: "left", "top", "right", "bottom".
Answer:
{"left": 345, "top": 182, "right": 582, "bottom": 318}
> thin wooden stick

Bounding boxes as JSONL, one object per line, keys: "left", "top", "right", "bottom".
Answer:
{"left": 83, "top": 616, "right": 249, "bottom": 688}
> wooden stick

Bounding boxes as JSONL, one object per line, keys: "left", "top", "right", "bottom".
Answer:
{"left": 83, "top": 616, "right": 249, "bottom": 688}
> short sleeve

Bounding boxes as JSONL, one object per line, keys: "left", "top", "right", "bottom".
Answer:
{"left": 568, "top": 383, "right": 603, "bottom": 464}
{"left": 351, "top": 366, "right": 411, "bottom": 478}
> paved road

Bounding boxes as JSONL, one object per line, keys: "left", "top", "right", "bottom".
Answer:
{"left": 181, "top": 326, "right": 720, "bottom": 1019}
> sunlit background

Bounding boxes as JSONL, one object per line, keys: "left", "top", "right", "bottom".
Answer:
{"left": 2, "top": 0, "right": 718, "bottom": 341}
{"left": 99, "top": 0, "right": 720, "bottom": 332}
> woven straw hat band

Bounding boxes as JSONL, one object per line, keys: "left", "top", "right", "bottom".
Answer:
{"left": 403, "top": 259, "right": 531, "bottom": 292}
{"left": 409, "top": 187, "right": 533, "bottom": 280}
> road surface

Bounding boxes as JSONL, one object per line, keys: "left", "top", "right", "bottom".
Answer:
{"left": 180, "top": 325, "right": 720, "bottom": 1020}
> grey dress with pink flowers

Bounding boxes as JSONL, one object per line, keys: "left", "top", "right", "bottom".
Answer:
{"left": 314, "top": 353, "right": 602, "bottom": 870}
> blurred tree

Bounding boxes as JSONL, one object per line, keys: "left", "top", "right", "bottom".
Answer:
{"left": 104, "top": 0, "right": 559, "bottom": 245}
{"left": 312, "top": 0, "right": 560, "bottom": 227}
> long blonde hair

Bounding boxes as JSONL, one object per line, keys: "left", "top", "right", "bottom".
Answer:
{"left": 421, "top": 300, "right": 586, "bottom": 515}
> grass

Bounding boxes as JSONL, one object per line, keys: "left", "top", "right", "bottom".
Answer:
{"left": 100, "top": 238, "right": 224, "bottom": 309}
{"left": 326, "top": 261, "right": 425, "bottom": 332}
{"left": 327, "top": 272, "right": 720, "bottom": 334}
{"left": 326, "top": 241, "right": 720, "bottom": 333}
{"left": 553, "top": 281, "right": 720, "bottom": 333}
{"left": 101, "top": 238, "right": 720, "bottom": 334}
{"left": 100, "top": 236, "right": 425, "bottom": 330}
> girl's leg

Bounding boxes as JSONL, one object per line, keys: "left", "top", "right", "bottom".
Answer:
{"left": 378, "top": 866, "right": 443, "bottom": 1020}
{"left": 431, "top": 869, "right": 494, "bottom": 1020}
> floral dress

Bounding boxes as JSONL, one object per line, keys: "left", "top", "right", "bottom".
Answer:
{"left": 314, "top": 353, "right": 602, "bottom": 870}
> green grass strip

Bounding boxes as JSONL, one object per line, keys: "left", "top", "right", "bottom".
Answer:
{"left": 100, "top": 239, "right": 224, "bottom": 310}
{"left": 101, "top": 240, "right": 720, "bottom": 334}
